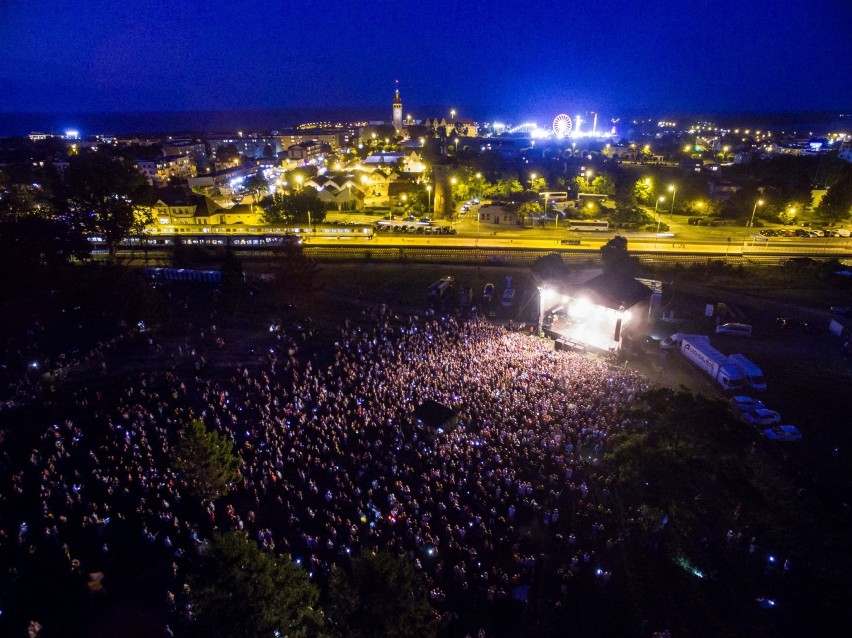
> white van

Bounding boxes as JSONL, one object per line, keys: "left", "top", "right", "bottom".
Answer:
{"left": 716, "top": 322, "right": 752, "bottom": 337}
{"left": 660, "top": 332, "right": 691, "bottom": 350}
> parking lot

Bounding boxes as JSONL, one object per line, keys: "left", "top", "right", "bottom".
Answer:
{"left": 638, "top": 283, "right": 852, "bottom": 503}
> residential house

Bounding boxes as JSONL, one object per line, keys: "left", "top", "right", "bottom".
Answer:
{"left": 135, "top": 154, "right": 196, "bottom": 187}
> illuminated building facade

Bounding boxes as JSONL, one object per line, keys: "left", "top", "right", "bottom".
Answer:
{"left": 393, "top": 84, "right": 403, "bottom": 135}
{"left": 134, "top": 154, "right": 196, "bottom": 187}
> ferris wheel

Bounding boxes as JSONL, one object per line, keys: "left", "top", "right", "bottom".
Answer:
{"left": 552, "top": 113, "right": 572, "bottom": 138}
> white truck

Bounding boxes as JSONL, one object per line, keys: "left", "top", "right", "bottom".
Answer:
{"left": 679, "top": 335, "right": 745, "bottom": 391}
{"left": 727, "top": 354, "right": 767, "bottom": 391}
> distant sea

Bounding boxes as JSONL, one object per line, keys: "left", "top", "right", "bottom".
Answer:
{"left": 0, "top": 108, "right": 392, "bottom": 138}
{"left": 0, "top": 108, "right": 849, "bottom": 139}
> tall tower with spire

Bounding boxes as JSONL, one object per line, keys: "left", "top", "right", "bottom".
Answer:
{"left": 392, "top": 81, "right": 403, "bottom": 135}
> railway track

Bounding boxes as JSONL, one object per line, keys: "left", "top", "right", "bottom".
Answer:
{"left": 111, "top": 245, "right": 848, "bottom": 268}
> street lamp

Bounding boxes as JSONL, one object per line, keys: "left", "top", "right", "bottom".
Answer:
{"left": 450, "top": 109, "right": 456, "bottom": 120}
{"left": 667, "top": 184, "right": 676, "bottom": 216}
{"left": 748, "top": 198, "right": 764, "bottom": 227}
{"left": 426, "top": 184, "right": 432, "bottom": 214}
{"left": 537, "top": 286, "right": 552, "bottom": 336}
{"left": 654, "top": 195, "right": 666, "bottom": 249}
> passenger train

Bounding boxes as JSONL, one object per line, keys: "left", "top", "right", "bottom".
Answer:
{"left": 88, "top": 223, "right": 374, "bottom": 250}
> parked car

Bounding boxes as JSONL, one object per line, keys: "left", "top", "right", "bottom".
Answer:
{"left": 763, "top": 425, "right": 802, "bottom": 441}
{"left": 482, "top": 283, "right": 495, "bottom": 303}
{"left": 742, "top": 408, "right": 782, "bottom": 426}
{"left": 716, "top": 323, "right": 752, "bottom": 337}
{"left": 731, "top": 395, "right": 766, "bottom": 413}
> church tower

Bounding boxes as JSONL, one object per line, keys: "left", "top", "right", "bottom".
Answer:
{"left": 392, "top": 81, "right": 403, "bottom": 135}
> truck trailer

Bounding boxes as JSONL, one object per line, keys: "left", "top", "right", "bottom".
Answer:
{"left": 727, "top": 354, "right": 767, "bottom": 391}
{"left": 679, "top": 335, "right": 745, "bottom": 390}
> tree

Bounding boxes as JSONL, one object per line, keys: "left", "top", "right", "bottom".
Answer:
{"left": 245, "top": 173, "right": 269, "bottom": 213}
{"left": 259, "top": 190, "right": 327, "bottom": 225}
{"left": 215, "top": 143, "right": 240, "bottom": 164}
{"left": 53, "top": 152, "right": 153, "bottom": 256}
{"left": 600, "top": 235, "right": 638, "bottom": 275}
{"left": 172, "top": 419, "right": 240, "bottom": 501}
{"left": 720, "top": 185, "right": 763, "bottom": 221}
{"left": 816, "top": 175, "right": 852, "bottom": 224}
{"left": 529, "top": 176, "right": 547, "bottom": 193}
{"left": 573, "top": 176, "right": 594, "bottom": 194}
{"left": 516, "top": 200, "right": 542, "bottom": 226}
{"left": 632, "top": 178, "right": 655, "bottom": 205}
{"left": 0, "top": 184, "right": 37, "bottom": 221}
{"left": 591, "top": 174, "right": 615, "bottom": 197}
{"left": 483, "top": 177, "right": 522, "bottom": 199}
{"left": 188, "top": 531, "right": 325, "bottom": 638}
{"left": 328, "top": 551, "right": 442, "bottom": 638}
{"left": 0, "top": 216, "right": 89, "bottom": 270}
{"left": 610, "top": 202, "right": 650, "bottom": 227}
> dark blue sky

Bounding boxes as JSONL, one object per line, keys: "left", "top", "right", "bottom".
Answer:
{"left": 1, "top": 0, "right": 851, "bottom": 120}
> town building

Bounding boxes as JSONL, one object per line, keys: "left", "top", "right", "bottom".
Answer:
{"left": 146, "top": 189, "right": 262, "bottom": 230}
{"left": 304, "top": 175, "right": 366, "bottom": 210}
{"left": 277, "top": 130, "right": 352, "bottom": 150}
{"left": 287, "top": 141, "right": 324, "bottom": 164}
{"left": 135, "top": 154, "right": 196, "bottom": 187}
{"left": 477, "top": 203, "right": 523, "bottom": 225}
{"left": 186, "top": 164, "right": 257, "bottom": 193}
{"left": 393, "top": 85, "right": 403, "bottom": 135}
{"left": 707, "top": 180, "right": 742, "bottom": 200}
{"left": 150, "top": 187, "right": 202, "bottom": 225}
{"left": 161, "top": 140, "right": 207, "bottom": 158}
{"left": 422, "top": 116, "right": 478, "bottom": 138}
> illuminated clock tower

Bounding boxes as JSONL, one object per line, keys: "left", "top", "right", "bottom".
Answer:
{"left": 392, "top": 82, "right": 403, "bottom": 135}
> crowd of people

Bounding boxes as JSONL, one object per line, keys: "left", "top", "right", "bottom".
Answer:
{"left": 2, "top": 304, "right": 659, "bottom": 633}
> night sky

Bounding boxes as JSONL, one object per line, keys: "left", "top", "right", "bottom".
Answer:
{"left": 1, "top": 0, "right": 851, "bottom": 119}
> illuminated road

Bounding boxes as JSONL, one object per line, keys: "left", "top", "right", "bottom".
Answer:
{"left": 309, "top": 232, "right": 851, "bottom": 257}
{"left": 322, "top": 210, "right": 851, "bottom": 257}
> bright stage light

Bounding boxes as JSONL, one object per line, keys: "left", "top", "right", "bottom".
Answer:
{"left": 569, "top": 297, "right": 593, "bottom": 319}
